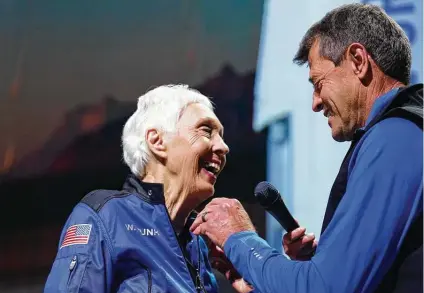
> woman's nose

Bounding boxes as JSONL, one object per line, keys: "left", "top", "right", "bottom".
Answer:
{"left": 214, "top": 136, "right": 229, "bottom": 155}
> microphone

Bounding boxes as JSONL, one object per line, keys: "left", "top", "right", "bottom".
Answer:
{"left": 254, "top": 181, "right": 299, "bottom": 232}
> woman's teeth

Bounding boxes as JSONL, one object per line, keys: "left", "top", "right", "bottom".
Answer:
{"left": 204, "top": 162, "right": 219, "bottom": 174}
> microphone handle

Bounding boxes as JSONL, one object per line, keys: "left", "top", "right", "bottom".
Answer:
{"left": 272, "top": 212, "right": 299, "bottom": 232}
{"left": 270, "top": 198, "right": 299, "bottom": 232}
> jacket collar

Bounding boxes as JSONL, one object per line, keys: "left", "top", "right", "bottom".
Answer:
{"left": 353, "top": 84, "right": 422, "bottom": 140}
{"left": 123, "top": 174, "right": 200, "bottom": 244}
{"left": 352, "top": 87, "right": 401, "bottom": 140}
{"left": 363, "top": 87, "right": 401, "bottom": 128}
{"left": 123, "top": 174, "right": 165, "bottom": 204}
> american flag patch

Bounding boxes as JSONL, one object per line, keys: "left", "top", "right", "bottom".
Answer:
{"left": 60, "top": 224, "right": 92, "bottom": 249}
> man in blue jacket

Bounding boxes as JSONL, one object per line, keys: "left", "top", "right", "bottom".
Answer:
{"left": 191, "top": 4, "right": 423, "bottom": 293}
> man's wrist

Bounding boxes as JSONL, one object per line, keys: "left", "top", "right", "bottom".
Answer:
{"left": 223, "top": 231, "right": 258, "bottom": 251}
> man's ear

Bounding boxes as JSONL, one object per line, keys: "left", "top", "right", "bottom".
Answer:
{"left": 345, "top": 43, "right": 370, "bottom": 82}
{"left": 146, "top": 128, "right": 167, "bottom": 161}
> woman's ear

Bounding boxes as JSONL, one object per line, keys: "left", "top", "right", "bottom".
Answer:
{"left": 146, "top": 128, "right": 167, "bottom": 161}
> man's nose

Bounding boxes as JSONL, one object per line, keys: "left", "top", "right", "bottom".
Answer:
{"left": 312, "top": 93, "right": 323, "bottom": 112}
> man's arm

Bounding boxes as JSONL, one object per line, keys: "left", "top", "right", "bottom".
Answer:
{"left": 196, "top": 118, "right": 423, "bottom": 293}
{"left": 44, "top": 203, "right": 114, "bottom": 293}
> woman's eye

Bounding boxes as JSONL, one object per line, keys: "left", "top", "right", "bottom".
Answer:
{"left": 200, "top": 126, "right": 212, "bottom": 136}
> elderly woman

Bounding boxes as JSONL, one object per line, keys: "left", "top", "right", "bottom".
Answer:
{"left": 44, "top": 85, "right": 230, "bottom": 292}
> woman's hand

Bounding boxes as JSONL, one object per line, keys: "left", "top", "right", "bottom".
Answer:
{"left": 209, "top": 243, "right": 254, "bottom": 293}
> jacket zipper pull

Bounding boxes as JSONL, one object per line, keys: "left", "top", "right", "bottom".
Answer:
{"left": 69, "top": 255, "right": 77, "bottom": 271}
{"left": 195, "top": 271, "right": 202, "bottom": 292}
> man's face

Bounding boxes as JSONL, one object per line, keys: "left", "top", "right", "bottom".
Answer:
{"left": 165, "top": 103, "right": 229, "bottom": 203}
{"left": 308, "top": 40, "right": 360, "bottom": 141}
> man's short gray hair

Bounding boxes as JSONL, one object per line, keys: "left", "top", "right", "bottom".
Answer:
{"left": 122, "top": 84, "right": 213, "bottom": 177}
{"left": 293, "top": 3, "right": 411, "bottom": 84}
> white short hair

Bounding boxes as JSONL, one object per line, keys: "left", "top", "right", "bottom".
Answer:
{"left": 122, "top": 84, "right": 214, "bottom": 177}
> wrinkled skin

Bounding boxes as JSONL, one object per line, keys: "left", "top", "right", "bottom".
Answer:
{"left": 191, "top": 198, "right": 256, "bottom": 292}
{"left": 191, "top": 198, "right": 256, "bottom": 247}
{"left": 148, "top": 103, "right": 255, "bottom": 292}
{"left": 146, "top": 103, "right": 229, "bottom": 230}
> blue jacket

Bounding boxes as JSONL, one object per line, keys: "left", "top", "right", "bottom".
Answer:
{"left": 44, "top": 175, "right": 218, "bottom": 292}
{"left": 223, "top": 86, "right": 423, "bottom": 293}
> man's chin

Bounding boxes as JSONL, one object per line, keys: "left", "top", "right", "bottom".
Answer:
{"left": 331, "top": 126, "right": 351, "bottom": 142}
{"left": 332, "top": 133, "right": 346, "bottom": 142}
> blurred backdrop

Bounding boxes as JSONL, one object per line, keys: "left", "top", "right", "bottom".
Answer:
{"left": 0, "top": 0, "right": 422, "bottom": 292}
{"left": 0, "top": 1, "right": 266, "bottom": 292}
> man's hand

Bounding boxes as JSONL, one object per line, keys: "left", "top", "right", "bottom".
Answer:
{"left": 283, "top": 227, "right": 318, "bottom": 261}
{"left": 190, "top": 198, "right": 255, "bottom": 248}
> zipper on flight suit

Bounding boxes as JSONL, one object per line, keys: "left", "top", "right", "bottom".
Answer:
{"left": 164, "top": 209, "right": 207, "bottom": 292}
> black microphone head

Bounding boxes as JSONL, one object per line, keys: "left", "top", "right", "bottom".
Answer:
{"left": 254, "top": 181, "right": 299, "bottom": 232}
{"left": 254, "top": 181, "right": 281, "bottom": 208}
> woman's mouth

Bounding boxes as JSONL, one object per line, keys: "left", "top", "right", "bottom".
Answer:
{"left": 203, "top": 161, "right": 220, "bottom": 175}
{"left": 200, "top": 160, "right": 221, "bottom": 183}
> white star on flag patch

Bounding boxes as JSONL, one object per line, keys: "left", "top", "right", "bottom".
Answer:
{"left": 60, "top": 224, "right": 92, "bottom": 249}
